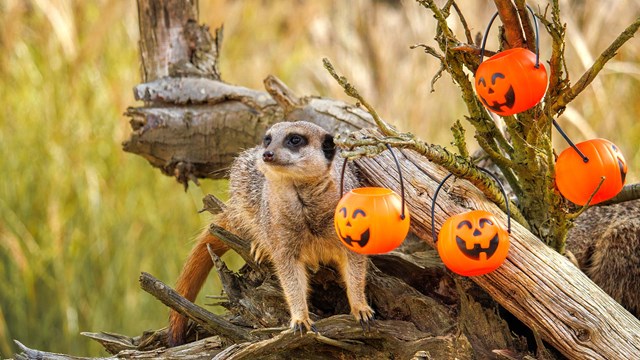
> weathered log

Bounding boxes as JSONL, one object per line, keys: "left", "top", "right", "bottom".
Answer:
{"left": 123, "top": 77, "right": 373, "bottom": 183}
{"left": 136, "top": 0, "right": 199, "bottom": 82}
{"left": 353, "top": 138, "right": 640, "bottom": 359}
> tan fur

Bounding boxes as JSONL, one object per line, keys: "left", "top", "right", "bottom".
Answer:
{"left": 167, "top": 121, "right": 373, "bottom": 346}
{"left": 566, "top": 199, "right": 640, "bottom": 318}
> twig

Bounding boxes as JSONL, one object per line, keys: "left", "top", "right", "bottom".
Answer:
{"left": 451, "top": 120, "right": 469, "bottom": 158}
{"left": 450, "top": 44, "right": 496, "bottom": 57}
{"left": 567, "top": 176, "right": 607, "bottom": 220}
{"left": 207, "top": 224, "right": 258, "bottom": 269}
{"left": 451, "top": 0, "right": 473, "bottom": 44}
{"left": 493, "top": 0, "right": 525, "bottom": 49}
{"left": 514, "top": 0, "right": 535, "bottom": 50}
{"left": 14, "top": 341, "right": 104, "bottom": 360}
{"left": 322, "top": 58, "right": 398, "bottom": 137}
{"left": 599, "top": 183, "right": 640, "bottom": 206}
{"left": 551, "top": 16, "right": 640, "bottom": 114}
{"left": 199, "top": 194, "right": 226, "bottom": 214}
{"left": 336, "top": 130, "right": 529, "bottom": 228}
{"left": 139, "top": 272, "right": 252, "bottom": 342}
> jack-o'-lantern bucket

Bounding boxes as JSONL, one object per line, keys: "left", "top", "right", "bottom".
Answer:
{"left": 555, "top": 138, "right": 627, "bottom": 206}
{"left": 335, "top": 144, "right": 410, "bottom": 254}
{"left": 430, "top": 169, "right": 511, "bottom": 276}
{"left": 474, "top": 6, "right": 548, "bottom": 116}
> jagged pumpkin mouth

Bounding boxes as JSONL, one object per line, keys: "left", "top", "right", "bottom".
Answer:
{"left": 337, "top": 227, "right": 370, "bottom": 248}
{"left": 455, "top": 234, "right": 499, "bottom": 260}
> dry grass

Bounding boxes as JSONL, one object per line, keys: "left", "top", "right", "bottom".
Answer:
{"left": 0, "top": 0, "right": 637, "bottom": 357}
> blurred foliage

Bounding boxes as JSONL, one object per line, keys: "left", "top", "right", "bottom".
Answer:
{"left": 0, "top": 0, "right": 638, "bottom": 357}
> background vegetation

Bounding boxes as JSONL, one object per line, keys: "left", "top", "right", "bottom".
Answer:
{"left": 0, "top": 0, "right": 637, "bottom": 357}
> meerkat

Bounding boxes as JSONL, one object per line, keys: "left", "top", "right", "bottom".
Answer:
{"left": 167, "top": 121, "right": 374, "bottom": 346}
{"left": 566, "top": 199, "right": 640, "bottom": 318}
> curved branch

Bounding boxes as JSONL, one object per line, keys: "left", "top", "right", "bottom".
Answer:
{"left": 551, "top": 16, "right": 640, "bottom": 114}
{"left": 335, "top": 130, "right": 529, "bottom": 228}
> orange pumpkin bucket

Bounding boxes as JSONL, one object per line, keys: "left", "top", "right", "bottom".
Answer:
{"left": 555, "top": 138, "right": 627, "bottom": 206}
{"left": 335, "top": 144, "right": 410, "bottom": 254}
{"left": 430, "top": 169, "right": 511, "bottom": 276}
{"left": 475, "top": 6, "right": 548, "bottom": 116}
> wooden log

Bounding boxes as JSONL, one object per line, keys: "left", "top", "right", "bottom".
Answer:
{"left": 352, "top": 137, "right": 640, "bottom": 360}
{"left": 123, "top": 77, "right": 373, "bottom": 182}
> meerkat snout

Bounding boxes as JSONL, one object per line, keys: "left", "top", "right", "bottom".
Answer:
{"left": 262, "top": 151, "right": 275, "bottom": 162}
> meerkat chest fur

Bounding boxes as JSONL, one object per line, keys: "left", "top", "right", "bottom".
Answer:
{"left": 227, "top": 121, "right": 355, "bottom": 268}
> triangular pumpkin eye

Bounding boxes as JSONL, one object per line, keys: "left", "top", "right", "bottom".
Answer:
{"left": 479, "top": 218, "right": 493, "bottom": 228}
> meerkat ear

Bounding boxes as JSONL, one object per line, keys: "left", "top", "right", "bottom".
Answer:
{"left": 322, "top": 134, "right": 336, "bottom": 161}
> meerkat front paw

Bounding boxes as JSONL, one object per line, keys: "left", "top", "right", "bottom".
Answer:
{"left": 290, "top": 316, "right": 318, "bottom": 336}
{"left": 351, "top": 304, "right": 375, "bottom": 331}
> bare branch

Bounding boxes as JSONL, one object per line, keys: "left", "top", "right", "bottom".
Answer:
{"left": 551, "top": 16, "right": 640, "bottom": 114}
{"left": 600, "top": 183, "right": 640, "bottom": 206}
{"left": 139, "top": 272, "right": 253, "bottom": 343}
{"left": 493, "top": 0, "right": 525, "bottom": 48}
{"left": 322, "top": 58, "right": 399, "bottom": 137}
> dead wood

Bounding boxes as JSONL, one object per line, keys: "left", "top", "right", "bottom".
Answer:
{"left": 351, "top": 138, "right": 640, "bottom": 359}
{"left": 123, "top": 76, "right": 373, "bottom": 185}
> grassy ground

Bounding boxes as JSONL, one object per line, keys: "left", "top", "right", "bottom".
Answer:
{"left": 0, "top": 0, "right": 638, "bottom": 357}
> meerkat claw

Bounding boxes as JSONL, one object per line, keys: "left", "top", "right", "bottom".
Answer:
{"left": 311, "top": 323, "right": 319, "bottom": 335}
{"left": 358, "top": 310, "right": 374, "bottom": 332}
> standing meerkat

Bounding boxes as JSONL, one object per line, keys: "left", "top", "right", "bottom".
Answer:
{"left": 168, "top": 121, "right": 373, "bottom": 346}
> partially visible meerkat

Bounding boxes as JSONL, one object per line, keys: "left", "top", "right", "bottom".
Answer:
{"left": 566, "top": 199, "right": 640, "bottom": 318}
{"left": 167, "top": 121, "right": 373, "bottom": 346}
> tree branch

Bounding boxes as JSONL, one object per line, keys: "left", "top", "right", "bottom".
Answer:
{"left": 600, "top": 183, "right": 640, "bottom": 206}
{"left": 139, "top": 272, "right": 253, "bottom": 343}
{"left": 493, "top": 0, "right": 525, "bottom": 49}
{"left": 551, "top": 15, "right": 640, "bottom": 114}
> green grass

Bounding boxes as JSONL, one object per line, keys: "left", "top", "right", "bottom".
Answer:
{"left": 0, "top": 0, "right": 638, "bottom": 358}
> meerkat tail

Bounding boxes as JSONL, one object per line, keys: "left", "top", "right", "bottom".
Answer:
{"left": 168, "top": 221, "right": 230, "bottom": 346}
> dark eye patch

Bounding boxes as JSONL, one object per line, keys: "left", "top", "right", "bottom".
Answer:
{"left": 284, "top": 133, "right": 308, "bottom": 149}
{"left": 479, "top": 218, "right": 493, "bottom": 228}
{"left": 352, "top": 209, "right": 366, "bottom": 218}
{"left": 457, "top": 220, "right": 473, "bottom": 229}
{"left": 263, "top": 135, "right": 272, "bottom": 147}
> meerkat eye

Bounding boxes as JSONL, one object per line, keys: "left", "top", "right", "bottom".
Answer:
{"left": 285, "top": 134, "right": 307, "bottom": 148}
{"left": 263, "top": 135, "right": 272, "bottom": 147}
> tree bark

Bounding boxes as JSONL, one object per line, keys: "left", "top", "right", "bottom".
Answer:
{"left": 136, "top": 0, "right": 199, "bottom": 82}
{"left": 123, "top": 76, "right": 373, "bottom": 183}
{"left": 353, "top": 140, "right": 640, "bottom": 360}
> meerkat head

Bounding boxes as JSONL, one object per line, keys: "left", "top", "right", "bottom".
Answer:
{"left": 257, "top": 121, "right": 336, "bottom": 180}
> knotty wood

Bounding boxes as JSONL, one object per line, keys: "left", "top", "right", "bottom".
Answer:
{"left": 353, "top": 136, "right": 640, "bottom": 360}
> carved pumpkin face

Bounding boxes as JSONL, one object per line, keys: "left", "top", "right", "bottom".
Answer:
{"left": 437, "top": 210, "right": 509, "bottom": 276}
{"left": 475, "top": 48, "right": 548, "bottom": 116}
{"left": 335, "top": 187, "right": 410, "bottom": 254}
{"left": 476, "top": 72, "right": 516, "bottom": 114}
{"left": 555, "top": 138, "right": 627, "bottom": 205}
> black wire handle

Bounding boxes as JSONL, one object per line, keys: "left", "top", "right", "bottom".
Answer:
{"left": 339, "top": 144, "right": 406, "bottom": 220}
{"left": 552, "top": 119, "right": 589, "bottom": 163}
{"left": 430, "top": 168, "right": 512, "bottom": 244}
{"left": 479, "top": 4, "right": 540, "bottom": 68}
